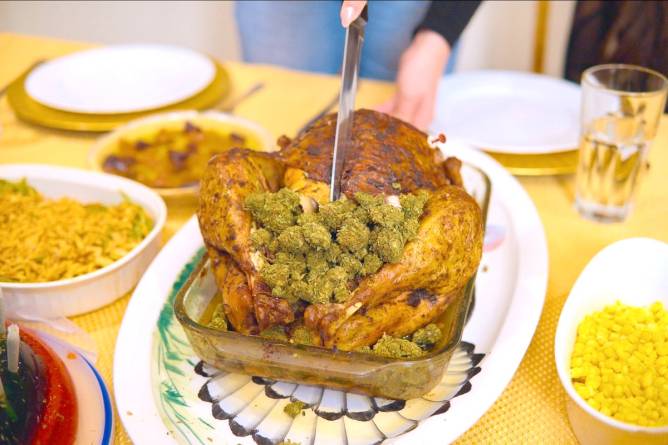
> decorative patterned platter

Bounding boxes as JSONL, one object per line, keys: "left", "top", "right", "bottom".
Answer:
{"left": 114, "top": 142, "right": 548, "bottom": 444}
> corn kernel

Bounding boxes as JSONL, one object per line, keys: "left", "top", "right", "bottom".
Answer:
{"left": 642, "top": 372, "right": 654, "bottom": 388}
{"left": 571, "top": 367, "right": 586, "bottom": 379}
{"left": 613, "top": 385, "right": 624, "bottom": 397}
{"left": 587, "top": 376, "right": 601, "bottom": 390}
{"left": 570, "top": 300, "right": 668, "bottom": 427}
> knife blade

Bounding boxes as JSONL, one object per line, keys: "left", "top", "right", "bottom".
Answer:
{"left": 329, "top": 7, "right": 367, "bottom": 202}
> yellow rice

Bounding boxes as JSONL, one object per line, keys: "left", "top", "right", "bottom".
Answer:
{"left": 0, "top": 178, "right": 153, "bottom": 283}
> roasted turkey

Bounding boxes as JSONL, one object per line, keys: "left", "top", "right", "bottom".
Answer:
{"left": 198, "top": 109, "right": 483, "bottom": 351}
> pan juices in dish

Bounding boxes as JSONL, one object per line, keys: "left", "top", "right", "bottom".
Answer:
{"left": 177, "top": 109, "right": 484, "bottom": 398}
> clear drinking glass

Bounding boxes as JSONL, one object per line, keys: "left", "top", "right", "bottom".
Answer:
{"left": 575, "top": 64, "right": 668, "bottom": 222}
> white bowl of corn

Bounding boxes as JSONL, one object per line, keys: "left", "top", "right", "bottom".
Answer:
{"left": 555, "top": 237, "right": 668, "bottom": 445}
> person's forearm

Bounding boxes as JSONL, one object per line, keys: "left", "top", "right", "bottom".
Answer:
{"left": 377, "top": 28, "right": 451, "bottom": 129}
{"left": 412, "top": 28, "right": 451, "bottom": 62}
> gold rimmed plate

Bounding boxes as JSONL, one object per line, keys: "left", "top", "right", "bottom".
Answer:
{"left": 7, "top": 59, "right": 230, "bottom": 132}
{"left": 487, "top": 149, "right": 579, "bottom": 176}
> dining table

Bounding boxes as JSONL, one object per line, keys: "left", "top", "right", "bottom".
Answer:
{"left": 1, "top": 32, "right": 667, "bottom": 445}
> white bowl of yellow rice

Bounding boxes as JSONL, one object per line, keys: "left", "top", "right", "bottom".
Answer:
{"left": 0, "top": 164, "right": 166, "bottom": 318}
{"left": 555, "top": 238, "right": 668, "bottom": 445}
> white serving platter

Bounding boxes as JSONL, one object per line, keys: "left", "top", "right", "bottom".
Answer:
{"left": 114, "top": 141, "right": 548, "bottom": 444}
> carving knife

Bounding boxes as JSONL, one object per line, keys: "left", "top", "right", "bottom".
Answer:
{"left": 329, "top": 5, "right": 367, "bottom": 201}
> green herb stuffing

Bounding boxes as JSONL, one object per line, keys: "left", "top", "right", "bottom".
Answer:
{"left": 244, "top": 188, "right": 428, "bottom": 305}
{"left": 371, "top": 334, "right": 425, "bottom": 359}
{"left": 283, "top": 400, "right": 307, "bottom": 418}
{"left": 207, "top": 303, "right": 228, "bottom": 331}
{"left": 244, "top": 188, "right": 301, "bottom": 233}
{"left": 354, "top": 324, "right": 443, "bottom": 359}
{"left": 290, "top": 325, "right": 316, "bottom": 346}
{"left": 260, "top": 325, "right": 288, "bottom": 341}
{"left": 411, "top": 323, "right": 442, "bottom": 349}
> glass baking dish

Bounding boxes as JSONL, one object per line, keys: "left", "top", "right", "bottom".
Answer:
{"left": 174, "top": 163, "right": 490, "bottom": 400}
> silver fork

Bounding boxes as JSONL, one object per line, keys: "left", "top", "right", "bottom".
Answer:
{"left": 215, "top": 82, "right": 265, "bottom": 113}
{"left": 295, "top": 94, "right": 339, "bottom": 136}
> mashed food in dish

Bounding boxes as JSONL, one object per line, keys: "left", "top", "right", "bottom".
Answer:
{"left": 102, "top": 121, "right": 252, "bottom": 188}
{"left": 0, "top": 179, "right": 152, "bottom": 283}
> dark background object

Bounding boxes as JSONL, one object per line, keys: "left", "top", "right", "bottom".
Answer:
{"left": 565, "top": 0, "right": 668, "bottom": 111}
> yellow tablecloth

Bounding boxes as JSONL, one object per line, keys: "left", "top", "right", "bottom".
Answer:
{"left": 1, "top": 33, "right": 667, "bottom": 444}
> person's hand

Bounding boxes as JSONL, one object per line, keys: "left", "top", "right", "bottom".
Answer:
{"left": 378, "top": 30, "right": 451, "bottom": 130}
{"left": 340, "top": 1, "right": 367, "bottom": 27}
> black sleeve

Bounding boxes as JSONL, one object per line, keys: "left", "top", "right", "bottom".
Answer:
{"left": 415, "top": 1, "right": 482, "bottom": 46}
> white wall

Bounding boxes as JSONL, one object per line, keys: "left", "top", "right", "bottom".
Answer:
{"left": 0, "top": 1, "right": 241, "bottom": 61}
{"left": 0, "top": 0, "right": 575, "bottom": 77}
{"left": 544, "top": 0, "right": 577, "bottom": 76}
{"left": 456, "top": 0, "right": 576, "bottom": 77}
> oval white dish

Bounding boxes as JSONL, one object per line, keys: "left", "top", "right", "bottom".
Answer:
{"left": 555, "top": 237, "right": 668, "bottom": 445}
{"left": 0, "top": 164, "right": 166, "bottom": 318}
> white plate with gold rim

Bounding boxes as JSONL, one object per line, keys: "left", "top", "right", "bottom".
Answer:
{"left": 431, "top": 71, "right": 581, "bottom": 154}
{"left": 25, "top": 45, "right": 216, "bottom": 114}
